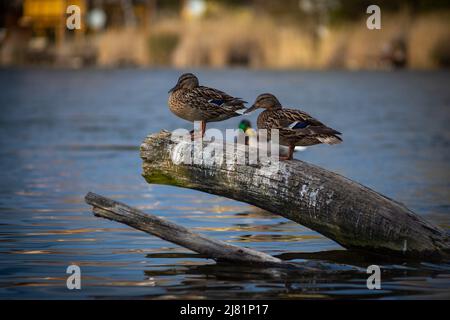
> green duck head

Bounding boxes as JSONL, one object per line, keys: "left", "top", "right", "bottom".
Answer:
{"left": 238, "top": 119, "right": 252, "bottom": 133}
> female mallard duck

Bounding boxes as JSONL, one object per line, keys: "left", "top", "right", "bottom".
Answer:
{"left": 245, "top": 93, "right": 342, "bottom": 160}
{"left": 168, "top": 73, "right": 247, "bottom": 137}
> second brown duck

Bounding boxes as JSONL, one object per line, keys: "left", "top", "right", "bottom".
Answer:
{"left": 245, "top": 93, "right": 342, "bottom": 160}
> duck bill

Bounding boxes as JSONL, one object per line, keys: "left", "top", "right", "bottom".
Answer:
{"left": 244, "top": 104, "right": 259, "bottom": 114}
{"left": 168, "top": 84, "right": 178, "bottom": 93}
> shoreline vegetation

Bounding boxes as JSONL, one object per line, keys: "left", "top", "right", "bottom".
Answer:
{"left": 148, "top": 10, "right": 450, "bottom": 70}
{"left": 1, "top": 3, "right": 450, "bottom": 70}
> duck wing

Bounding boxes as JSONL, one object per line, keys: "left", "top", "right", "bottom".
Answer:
{"left": 276, "top": 108, "right": 341, "bottom": 134}
{"left": 261, "top": 108, "right": 342, "bottom": 144}
{"left": 194, "top": 86, "right": 247, "bottom": 109}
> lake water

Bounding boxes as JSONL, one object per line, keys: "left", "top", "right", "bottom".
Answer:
{"left": 0, "top": 68, "right": 449, "bottom": 299}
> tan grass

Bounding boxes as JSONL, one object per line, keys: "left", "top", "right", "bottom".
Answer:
{"left": 95, "top": 8, "right": 450, "bottom": 69}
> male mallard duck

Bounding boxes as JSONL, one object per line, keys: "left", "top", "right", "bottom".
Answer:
{"left": 168, "top": 73, "right": 247, "bottom": 137}
{"left": 236, "top": 119, "right": 256, "bottom": 146}
{"left": 245, "top": 93, "right": 342, "bottom": 160}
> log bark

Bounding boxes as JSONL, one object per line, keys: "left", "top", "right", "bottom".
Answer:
{"left": 140, "top": 130, "right": 450, "bottom": 260}
{"left": 85, "top": 192, "right": 288, "bottom": 267}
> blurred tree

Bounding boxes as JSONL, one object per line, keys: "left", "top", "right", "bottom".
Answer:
{"left": 211, "top": 0, "right": 450, "bottom": 21}
{"left": 328, "top": 0, "right": 450, "bottom": 22}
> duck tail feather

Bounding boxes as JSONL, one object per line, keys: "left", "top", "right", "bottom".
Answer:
{"left": 234, "top": 108, "right": 247, "bottom": 115}
{"left": 318, "top": 135, "right": 343, "bottom": 145}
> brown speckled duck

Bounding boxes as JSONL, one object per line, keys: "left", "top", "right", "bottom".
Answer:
{"left": 168, "top": 73, "right": 247, "bottom": 137}
{"left": 245, "top": 93, "right": 342, "bottom": 160}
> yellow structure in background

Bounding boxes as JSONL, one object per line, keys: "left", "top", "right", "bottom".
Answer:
{"left": 23, "top": 0, "right": 86, "bottom": 44}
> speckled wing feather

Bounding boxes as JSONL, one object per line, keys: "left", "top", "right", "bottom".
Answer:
{"left": 182, "top": 86, "right": 246, "bottom": 120}
{"left": 276, "top": 109, "right": 326, "bottom": 127}
{"left": 194, "top": 86, "right": 247, "bottom": 109}
{"left": 258, "top": 108, "right": 342, "bottom": 146}
{"left": 197, "top": 86, "right": 245, "bottom": 104}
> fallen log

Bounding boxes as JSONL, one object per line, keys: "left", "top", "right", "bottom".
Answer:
{"left": 84, "top": 192, "right": 328, "bottom": 270}
{"left": 85, "top": 192, "right": 359, "bottom": 272}
{"left": 140, "top": 130, "right": 450, "bottom": 260}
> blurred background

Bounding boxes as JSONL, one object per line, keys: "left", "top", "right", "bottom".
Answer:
{"left": 1, "top": 0, "right": 450, "bottom": 69}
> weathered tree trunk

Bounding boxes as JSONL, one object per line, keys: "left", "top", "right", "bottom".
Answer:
{"left": 85, "top": 192, "right": 298, "bottom": 268}
{"left": 140, "top": 130, "right": 450, "bottom": 260}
